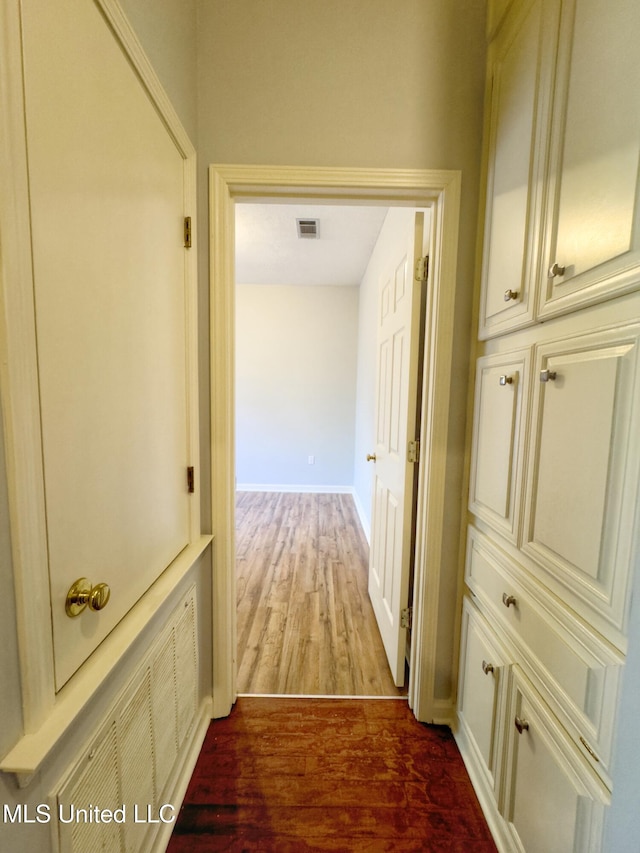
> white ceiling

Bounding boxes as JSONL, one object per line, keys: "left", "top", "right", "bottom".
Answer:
{"left": 235, "top": 203, "right": 389, "bottom": 286}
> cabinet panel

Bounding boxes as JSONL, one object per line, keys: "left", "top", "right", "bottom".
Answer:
{"left": 56, "top": 588, "right": 198, "bottom": 853}
{"left": 469, "top": 350, "right": 530, "bottom": 541}
{"left": 522, "top": 324, "right": 640, "bottom": 632}
{"left": 458, "top": 597, "right": 509, "bottom": 797}
{"left": 479, "top": 0, "right": 560, "bottom": 338}
{"left": 466, "top": 527, "right": 622, "bottom": 780}
{"left": 21, "top": 0, "right": 192, "bottom": 688}
{"left": 539, "top": 0, "right": 640, "bottom": 317}
{"left": 503, "top": 670, "right": 608, "bottom": 853}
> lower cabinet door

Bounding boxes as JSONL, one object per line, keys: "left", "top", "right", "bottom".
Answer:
{"left": 503, "top": 668, "right": 608, "bottom": 853}
{"left": 457, "top": 597, "right": 509, "bottom": 798}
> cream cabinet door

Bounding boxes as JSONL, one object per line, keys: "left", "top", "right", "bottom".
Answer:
{"left": 539, "top": 0, "right": 640, "bottom": 318}
{"left": 468, "top": 350, "right": 530, "bottom": 542}
{"left": 503, "top": 670, "right": 608, "bottom": 853}
{"left": 478, "top": 0, "right": 560, "bottom": 339}
{"left": 522, "top": 324, "right": 640, "bottom": 637}
{"left": 21, "top": 0, "right": 192, "bottom": 687}
{"left": 457, "top": 597, "right": 509, "bottom": 800}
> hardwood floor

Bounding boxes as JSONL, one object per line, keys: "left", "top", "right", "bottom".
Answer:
{"left": 235, "top": 491, "right": 406, "bottom": 696}
{"left": 168, "top": 697, "right": 498, "bottom": 852}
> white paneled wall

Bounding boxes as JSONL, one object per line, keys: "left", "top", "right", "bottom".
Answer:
{"left": 56, "top": 591, "right": 197, "bottom": 853}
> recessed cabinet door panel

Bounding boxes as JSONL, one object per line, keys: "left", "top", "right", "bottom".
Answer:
{"left": 465, "top": 527, "right": 622, "bottom": 781}
{"left": 469, "top": 351, "right": 529, "bottom": 542}
{"left": 539, "top": 0, "right": 640, "bottom": 316}
{"left": 21, "top": 0, "right": 191, "bottom": 687}
{"left": 504, "top": 671, "right": 607, "bottom": 853}
{"left": 523, "top": 325, "right": 640, "bottom": 632}
{"left": 479, "top": 0, "right": 560, "bottom": 338}
{"left": 458, "top": 598, "right": 508, "bottom": 796}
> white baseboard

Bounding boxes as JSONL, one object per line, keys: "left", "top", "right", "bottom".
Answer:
{"left": 453, "top": 718, "right": 513, "bottom": 853}
{"left": 236, "top": 483, "right": 354, "bottom": 494}
{"left": 351, "top": 489, "right": 371, "bottom": 544}
{"left": 154, "top": 698, "right": 213, "bottom": 853}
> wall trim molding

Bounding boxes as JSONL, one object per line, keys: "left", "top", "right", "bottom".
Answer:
{"left": 236, "top": 484, "right": 354, "bottom": 494}
{"left": 210, "top": 164, "right": 462, "bottom": 723}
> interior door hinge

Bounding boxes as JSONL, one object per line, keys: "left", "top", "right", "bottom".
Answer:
{"left": 408, "top": 439, "right": 420, "bottom": 464}
{"left": 187, "top": 466, "right": 195, "bottom": 493}
{"left": 401, "top": 607, "right": 413, "bottom": 630}
{"left": 414, "top": 255, "right": 429, "bottom": 282}
{"left": 184, "top": 216, "right": 192, "bottom": 248}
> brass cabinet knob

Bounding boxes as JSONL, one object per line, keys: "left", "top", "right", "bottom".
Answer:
{"left": 499, "top": 375, "right": 513, "bottom": 386}
{"left": 65, "top": 578, "right": 111, "bottom": 617}
{"left": 366, "top": 453, "right": 377, "bottom": 462}
{"left": 540, "top": 368, "right": 557, "bottom": 382}
{"left": 502, "top": 592, "right": 517, "bottom": 608}
{"left": 548, "top": 261, "right": 566, "bottom": 278}
{"left": 482, "top": 660, "right": 495, "bottom": 675}
{"left": 503, "top": 288, "right": 519, "bottom": 302}
{"left": 515, "top": 716, "right": 530, "bottom": 734}
{"left": 89, "top": 582, "right": 111, "bottom": 612}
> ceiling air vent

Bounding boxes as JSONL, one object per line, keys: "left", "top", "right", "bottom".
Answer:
{"left": 296, "top": 218, "right": 320, "bottom": 239}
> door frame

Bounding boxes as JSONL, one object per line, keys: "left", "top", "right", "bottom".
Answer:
{"left": 210, "top": 165, "right": 461, "bottom": 722}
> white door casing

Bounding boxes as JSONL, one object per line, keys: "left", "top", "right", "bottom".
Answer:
{"left": 368, "top": 212, "right": 425, "bottom": 685}
{"left": 208, "top": 166, "right": 461, "bottom": 723}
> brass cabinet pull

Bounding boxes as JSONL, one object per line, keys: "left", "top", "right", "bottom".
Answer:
{"left": 548, "top": 262, "right": 566, "bottom": 278}
{"left": 66, "top": 577, "right": 111, "bottom": 617}
{"left": 502, "top": 592, "right": 517, "bottom": 608}
{"left": 515, "top": 716, "right": 530, "bottom": 734}
{"left": 482, "top": 660, "right": 495, "bottom": 675}
{"left": 366, "top": 453, "right": 377, "bottom": 462}
{"left": 504, "top": 288, "right": 519, "bottom": 302}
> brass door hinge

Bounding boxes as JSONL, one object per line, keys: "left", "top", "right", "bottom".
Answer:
{"left": 401, "top": 607, "right": 413, "bottom": 630}
{"left": 184, "top": 216, "right": 192, "bottom": 248}
{"left": 414, "top": 255, "right": 429, "bottom": 282}
{"left": 408, "top": 440, "right": 420, "bottom": 464}
{"left": 187, "top": 466, "right": 195, "bottom": 493}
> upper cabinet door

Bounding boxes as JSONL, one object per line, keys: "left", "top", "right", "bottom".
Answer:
{"left": 478, "top": 0, "right": 560, "bottom": 339}
{"left": 522, "top": 323, "right": 640, "bottom": 638}
{"left": 468, "top": 349, "right": 530, "bottom": 543}
{"left": 538, "top": 0, "right": 640, "bottom": 318}
{"left": 22, "top": 0, "right": 193, "bottom": 688}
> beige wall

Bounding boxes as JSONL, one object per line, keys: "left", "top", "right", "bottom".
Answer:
{"left": 119, "top": 0, "right": 198, "bottom": 142}
{"left": 236, "top": 284, "right": 359, "bottom": 488}
{"left": 196, "top": 0, "right": 487, "bottom": 701}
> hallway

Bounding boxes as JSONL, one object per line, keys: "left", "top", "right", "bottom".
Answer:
{"left": 235, "top": 492, "right": 405, "bottom": 696}
{"left": 168, "top": 697, "right": 498, "bottom": 851}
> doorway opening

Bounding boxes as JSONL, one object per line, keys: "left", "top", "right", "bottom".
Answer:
{"left": 209, "top": 165, "right": 461, "bottom": 725}
{"left": 234, "top": 201, "right": 424, "bottom": 698}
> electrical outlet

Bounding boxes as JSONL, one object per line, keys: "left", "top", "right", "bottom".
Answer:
{"left": 308, "top": 455, "right": 315, "bottom": 465}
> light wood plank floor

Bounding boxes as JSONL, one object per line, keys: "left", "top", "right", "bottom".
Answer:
{"left": 236, "top": 491, "right": 407, "bottom": 696}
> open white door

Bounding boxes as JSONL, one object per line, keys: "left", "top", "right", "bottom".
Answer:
{"left": 368, "top": 211, "right": 426, "bottom": 686}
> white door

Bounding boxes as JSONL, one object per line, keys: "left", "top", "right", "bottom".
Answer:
{"left": 368, "top": 212, "right": 426, "bottom": 685}
{"left": 21, "top": 0, "right": 191, "bottom": 687}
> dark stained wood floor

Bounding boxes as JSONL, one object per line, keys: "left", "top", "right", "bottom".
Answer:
{"left": 235, "top": 492, "right": 405, "bottom": 696}
{"left": 168, "top": 697, "right": 498, "bottom": 852}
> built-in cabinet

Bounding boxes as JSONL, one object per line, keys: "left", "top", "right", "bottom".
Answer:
{"left": 458, "top": 0, "right": 640, "bottom": 850}
{"left": 479, "top": 0, "right": 640, "bottom": 340}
